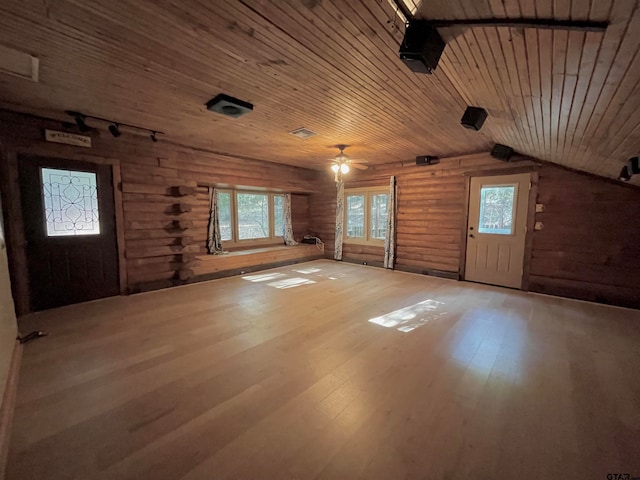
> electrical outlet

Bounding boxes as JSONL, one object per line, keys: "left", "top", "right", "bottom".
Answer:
{"left": 534, "top": 222, "right": 543, "bottom": 231}
{"left": 535, "top": 203, "right": 545, "bottom": 213}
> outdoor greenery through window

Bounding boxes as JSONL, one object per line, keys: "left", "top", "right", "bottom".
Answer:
{"left": 478, "top": 185, "right": 516, "bottom": 235}
{"left": 216, "top": 189, "right": 285, "bottom": 244}
{"left": 345, "top": 188, "right": 389, "bottom": 244}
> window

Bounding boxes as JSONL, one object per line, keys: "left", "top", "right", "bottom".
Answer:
{"left": 346, "top": 194, "right": 365, "bottom": 238}
{"left": 273, "top": 195, "right": 284, "bottom": 237}
{"left": 478, "top": 185, "right": 516, "bottom": 235}
{"left": 237, "top": 193, "right": 269, "bottom": 240}
{"left": 370, "top": 193, "right": 388, "bottom": 240}
{"left": 216, "top": 189, "right": 285, "bottom": 245}
{"left": 344, "top": 188, "right": 389, "bottom": 244}
{"left": 217, "top": 191, "right": 232, "bottom": 241}
{"left": 41, "top": 167, "right": 100, "bottom": 236}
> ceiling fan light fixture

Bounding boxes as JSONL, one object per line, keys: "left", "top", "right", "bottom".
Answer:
{"left": 331, "top": 164, "right": 340, "bottom": 173}
{"left": 340, "top": 163, "right": 350, "bottom": 174}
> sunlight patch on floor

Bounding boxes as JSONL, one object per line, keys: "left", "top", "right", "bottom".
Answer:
{"left": 267, "top": 277, "right": 317, "bottom": 289}
{"left": 293, "top": 267, "right": 322, "bottom": 274}
{"left": 368, "top": 299, "right": 447, "bottom": 332}
{"left": 242, "top": 273, "right": 286, "bottom": 282}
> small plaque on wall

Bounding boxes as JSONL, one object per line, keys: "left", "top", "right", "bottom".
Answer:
{"left": 44, "top": 129, "right": 92, "bottom": 148}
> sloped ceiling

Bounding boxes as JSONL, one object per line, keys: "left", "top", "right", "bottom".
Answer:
{"left": 0, "top": 0, "right": 638, "bottom": 184}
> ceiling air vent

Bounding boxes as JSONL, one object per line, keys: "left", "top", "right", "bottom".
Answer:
{"left": 289, "top": 127, "right": 317, "bottom": 140}
{"left": 206, "top": 94, "right": 253, "bottom": 118}
{"left": 0, "top": 44, "right": 39, "bottom": 82}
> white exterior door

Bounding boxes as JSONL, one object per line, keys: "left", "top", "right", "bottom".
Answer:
{"left": 465, "top": 173, "right": 530, "bottom": 289}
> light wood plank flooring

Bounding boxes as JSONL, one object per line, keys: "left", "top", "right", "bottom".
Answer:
{"left": 6, "top": 260, "right": 640, "bottom": 479}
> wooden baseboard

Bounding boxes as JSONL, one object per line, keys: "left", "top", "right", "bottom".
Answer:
{"left": 0, "top": 340, "right": 22, "bottom": 480}
{"left": 394, "top": 264, "right": 460, "bottom": 280}
{"left": 340, "top": 256, "right": 385, "bottom": 268}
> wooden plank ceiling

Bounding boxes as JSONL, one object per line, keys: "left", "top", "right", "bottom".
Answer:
{"left": 0, "top": 0, "right": 638, "bottom": 183}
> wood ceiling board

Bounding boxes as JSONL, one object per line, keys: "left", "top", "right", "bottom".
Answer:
{"left": 1, "top": 0, "right": 640, "bottom": 184}
{"left": 0, "top": 0, "right": 491, "bottom": 169}
{"left": 414, "top": 0, "right": 640, "bottom": 184}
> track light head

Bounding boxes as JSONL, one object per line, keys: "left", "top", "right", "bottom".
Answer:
{"left": 628, "top": 156, "right": 640, "bottom": 175}
{"left": 618, "top": 165, "right": 631, "bottom": 182}
{"left": 65, "top": 110, "right": 91, "bottom": 132}
{"left": 150, "top": 131, "right": 158, "bottom": 143}
{"left": 108, "top": 123, "right": 121, "bottom": 138}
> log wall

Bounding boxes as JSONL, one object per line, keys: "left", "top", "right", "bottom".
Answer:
{"left": 1, "top": 111, "right": 638, "bottom": 311}
{"left": 0, "top": 112, "right": 320, "bottom": 313}
{"left": 530, "top": 166, "right": 640, "bottom": 309}
{"left": 309, "top": 152, "right": 640, "bottom": 309}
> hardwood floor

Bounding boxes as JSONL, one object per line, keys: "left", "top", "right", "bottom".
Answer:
{"left": 6, "top": 260, "right": 640, "bottom": 479}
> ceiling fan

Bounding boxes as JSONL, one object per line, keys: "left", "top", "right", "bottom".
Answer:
{"left": 329, "top": 144, "right": 368, "bottom": 174}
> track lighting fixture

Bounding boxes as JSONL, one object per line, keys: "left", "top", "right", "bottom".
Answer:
{"left": 108, "top": 123, "right": 121, "bottom": 138}
{"left": 64, "top": 110, "right": 163, "bottom": 142}
{"left": 65, "top": 111, "right": 91, "bottom": 132}
{"left": 618, "top": 156, "right": 640, "bottom": 182}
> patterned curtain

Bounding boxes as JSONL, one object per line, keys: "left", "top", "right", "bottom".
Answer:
{"left": 334, "top": 180, "right": 344, "bottom": 260}
{"left": 384, "top": 176, "right": 397, "bottom": 269}
{"left": 283, "top": 193, "right": 298, "bottom": 246}
{"left": 207, "top": 187, "right": 224, "bottom": 254}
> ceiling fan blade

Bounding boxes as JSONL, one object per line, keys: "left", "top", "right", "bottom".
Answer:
{"left": 351, "top": 163, "right": 368, "bottom": 170}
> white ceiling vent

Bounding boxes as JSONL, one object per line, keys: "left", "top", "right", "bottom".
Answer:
{"left": 289, "top": 127, "right": 317, "bottom": 140}
{"left": 0, "top": 44, "right": 39, "bottom": 82}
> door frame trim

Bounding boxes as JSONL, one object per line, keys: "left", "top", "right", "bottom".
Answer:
{"left": 0, "top": 150, "right": 127, "bottom": 314}
{"left": 459, "top": 170, "right": 538, "bottom": 290}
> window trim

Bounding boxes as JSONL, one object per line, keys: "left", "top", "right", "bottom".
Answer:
{"left": 343, "top": 186, "right": 389, "bottom": 246}
{"left": 217, "top": 189, "right": 285, "bottom": 248}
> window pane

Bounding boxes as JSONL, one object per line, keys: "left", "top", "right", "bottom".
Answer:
{"left": 478, "top": 185, "right": 516, "bottom": 235}
{"left": 370, "top": 193, "right": 389, "bottom": 240}
{"left": 217, "top": 191, "right": 232, "bottom": 241}
{"left": 237, "top": 193, "right": 269, "bottom": 240}
{"left": 346, "top": 195, "right": 365, "bottom": 238}
{"left": 41, "top": 167, "right": 100, "bottom": 236}
{"left": 273, "top": 195, "right": 284, "bottom": 237}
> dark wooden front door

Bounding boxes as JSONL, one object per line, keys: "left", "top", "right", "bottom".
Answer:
{"left": 19, "top": 156, "right": 119, "bottom": 311}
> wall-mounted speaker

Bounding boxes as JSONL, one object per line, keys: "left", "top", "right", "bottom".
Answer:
{"left": 399, "top": 20, "right": 446, "bottom": 74}
{"left": 206, "top": 94, "right": 253, "bottom": 118}
{"left": 628, "top": 156, "right": 640, "bottom": 174}
{"left": 416, "top": 155, "right": 440, "bottom": 166}
{"left": 461, "top": 107, "right": 488, "bottom": 131}
{"left": 490, "top": 144, "right": 514, "bottom": 161}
